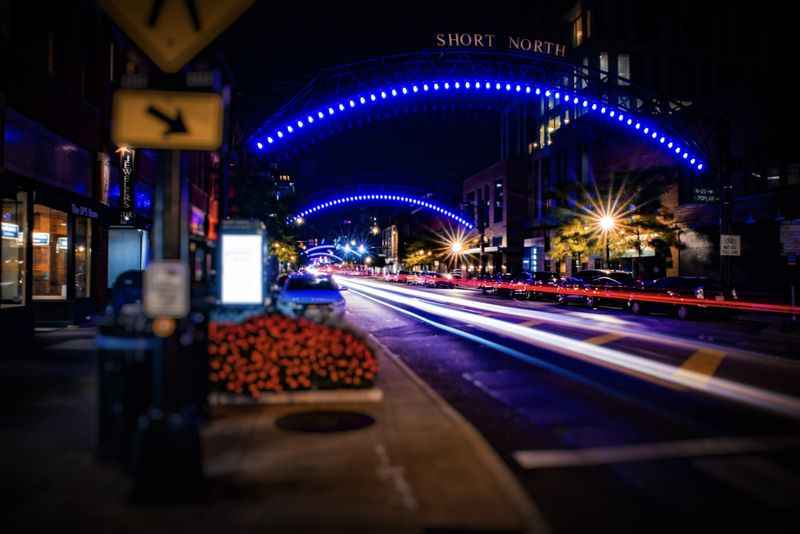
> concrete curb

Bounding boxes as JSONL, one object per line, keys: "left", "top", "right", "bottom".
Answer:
{"left": 209, "top": 388, "right": 384, "bottom": 406}
{"left": 367, "top": 333, "right": 553, "bottom": 534}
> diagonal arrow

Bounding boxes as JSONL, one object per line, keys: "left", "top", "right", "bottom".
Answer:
{"left": 147, "top": 105, "right": 188, "bottom": 136}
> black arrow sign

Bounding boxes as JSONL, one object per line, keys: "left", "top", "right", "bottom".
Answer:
{"left": 147, "top": 106, "right": 188, "bottom": 136}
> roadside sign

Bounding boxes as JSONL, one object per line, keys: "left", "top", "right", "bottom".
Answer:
{"left": 720, "top": 234, "right": 741, "bottom": 256}
{"left": 780, "top": 222, "right": 800, "bottom": 255}
{"left": 98, "top": 0, "right": 254, "bottom": 73}
{"left": 144, "top": 260, "right": 189, "bottom": 318}
{"left": 112, "top": 89, "right": 223, "bottom": 150}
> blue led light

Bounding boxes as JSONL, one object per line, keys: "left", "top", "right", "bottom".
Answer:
{"left": 697, "top": 163, "right": 704, "bottom": 170}
{"left": 675, "top": 147, "right": 681, "bottom": 154}
{"left": 690, "top": 158, "right": 696, "bottom": 164}
{"left": 254, "top": 78, "right": 707, "bottom": 172}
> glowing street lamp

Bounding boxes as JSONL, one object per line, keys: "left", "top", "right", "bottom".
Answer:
{"left": 371, "top": 225, "right": 380, "bottom": 236}
{"left": 450, "top": 241, "right": 464, "bottom": 254}
{"left": 357, "top": 243, "right": 366, "bottom": 254}
{"left": 597, "top": 214, "right": 617, "bottom": 264}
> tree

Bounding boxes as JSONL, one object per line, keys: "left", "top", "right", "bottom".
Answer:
{"left": 548, "top": 167, "right": 683, "bottom": 274}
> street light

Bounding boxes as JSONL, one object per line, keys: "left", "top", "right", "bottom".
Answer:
{"left": 358, "top": 244, "right": 366, "bottom": 253}
{"left": 371, "top": 225, "right": 380, "bottom": 236}
{"left": 597, "top": 214, "right": 617, "bottom": 266}
{"left": 450, "top": 241, "right": 463, "bottom": 254}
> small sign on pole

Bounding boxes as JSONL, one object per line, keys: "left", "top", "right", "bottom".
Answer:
{"left": 720, "top": 234, "right": 741, "bottom": 256}
{"left": 144, "top": 260, "right": 189, "bottom": 318}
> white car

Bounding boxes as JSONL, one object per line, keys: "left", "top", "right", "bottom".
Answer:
{"left": 276, "top": 274, "right": 346, "bottom": 320}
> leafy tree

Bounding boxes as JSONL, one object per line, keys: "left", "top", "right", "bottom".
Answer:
{"left": 548, "top": 167, "right": 683, "bottom": 272}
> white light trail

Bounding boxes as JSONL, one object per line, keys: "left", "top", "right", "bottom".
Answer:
{"left": 341, "top": 277, "right": 800, "bottom": 419}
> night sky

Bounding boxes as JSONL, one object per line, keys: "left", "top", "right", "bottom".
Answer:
{"left": 219, "top": 1, "right": 570, "bottom": 205}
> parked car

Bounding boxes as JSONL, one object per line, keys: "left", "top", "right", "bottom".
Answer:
{"left": 423, "top": 272, "right": 456, "bottom": 289}
{"left": 276, "top": 274, "right": 346, "bottom": 320}
{"left": 628, "top": 276, "right": 736, "bottom": 320}
{"left": 556, "top": 270, "right": 636, "bottom": 309}
{"left": 512, "top": 271, "right": 559, "bottom": 300}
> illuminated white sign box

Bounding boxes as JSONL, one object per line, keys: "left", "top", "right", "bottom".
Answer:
{"left": 221, "top": 233, "right": 264, "bottom": 304}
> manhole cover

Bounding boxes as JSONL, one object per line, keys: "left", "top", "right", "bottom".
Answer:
{"left": 275, "top": 410, "right": 375, "bottom": 433}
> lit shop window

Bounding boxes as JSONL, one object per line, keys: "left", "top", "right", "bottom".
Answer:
{"left": 1, "top": 191, "right": 27, "bottom": 308}
{"left": 599, "top": 52, "right": 609, "bottom": 82}
{"left": 572, "top": 16, "right": 584, "bottom": 47}
{"left": 618, "top": 53, "right": 631, "bottom": 108}
{"left": 33, "top": 204, "right": 68, "bottom": 300}
{"left": 74, "top": 217, "right": 92, "bottom": 298}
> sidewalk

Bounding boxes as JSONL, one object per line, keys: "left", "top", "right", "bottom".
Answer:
{"left": 0, "top": 328, "right": 548, "bottom": 533}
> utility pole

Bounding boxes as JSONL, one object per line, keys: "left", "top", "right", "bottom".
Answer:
{"left": 717, "top": 118, "right": 734, "bottom": 290}
{"left": 479, "top": 199, "right": 489, "bottom": 275}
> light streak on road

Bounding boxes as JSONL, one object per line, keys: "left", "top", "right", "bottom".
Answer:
{"left": 335, "top": 276, "right": 775, "bottom": 364}
{"left": 340, "top": 276, "right": 800, "bottom": 420}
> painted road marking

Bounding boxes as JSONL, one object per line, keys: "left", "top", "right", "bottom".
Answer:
{"left": 584, "top": 332, "right": 625, "bottom": 345}
{"left": 675, "top": 348, "right": 726, "bottom": 385}
{"left": 513, "top": 436, "right": 800, "bottom": 469}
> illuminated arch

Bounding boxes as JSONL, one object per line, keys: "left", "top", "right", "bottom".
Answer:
{"left": 307, "top": 252, "right": 344, "bottom": 263}
{"left": 252, "top": 78, "right": 705, "bottom": 173}
{"left": 292, "top": 192, "right": 475, "bottom": 230}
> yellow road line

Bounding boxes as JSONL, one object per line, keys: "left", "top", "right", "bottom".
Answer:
{"left": 584, "top": 333, "right": 625, "bottom": 345}
{"left": 675, "top": 348, "right": 726, "bottom": 385}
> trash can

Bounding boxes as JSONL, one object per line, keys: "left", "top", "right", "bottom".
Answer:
{"left": 96, "top": 270, "right": 157, "bottom": 469}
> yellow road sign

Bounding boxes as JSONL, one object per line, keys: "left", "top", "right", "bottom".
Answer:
{"left": 98, "top": 0, "right": 254, "bottom": 73}
{"left": 112, "top": 89, "right": 223, "bottom": 150}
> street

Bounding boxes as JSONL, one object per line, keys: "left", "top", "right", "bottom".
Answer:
{"left": 340, "top": 277, "right": 800, "bottom": 532}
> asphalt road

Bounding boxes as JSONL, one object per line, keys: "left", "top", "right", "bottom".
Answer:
{"left": 340, "top": 276, "right": 800, "bottom": 533}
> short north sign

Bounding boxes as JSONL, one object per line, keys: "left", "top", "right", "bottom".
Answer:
{"left": 112, "top": 89, "right": 223, "bottom": 150}
{"left": 434, "top": 32, "right": 567, "bottom": 57}
{"left": 98, "top": 0, "right": 254, "bottom": 73}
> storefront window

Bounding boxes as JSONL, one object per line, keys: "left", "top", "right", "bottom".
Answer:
{"left": 1, "top": 191, "right": 27, "bottom": 308}
{"left": 33, "top": 204, "right": 68, "bottom": 300}
{"left": 74, "top": 217, "right": 91, "bottom": 298}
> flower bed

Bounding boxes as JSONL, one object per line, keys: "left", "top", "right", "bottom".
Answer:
{"left": 208, "top": 313, "right": 379, "bottom": 398}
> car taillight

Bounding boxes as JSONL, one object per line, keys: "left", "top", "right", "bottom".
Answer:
{"left": 695, "top": 287, "right": 704, "bottom": 299}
